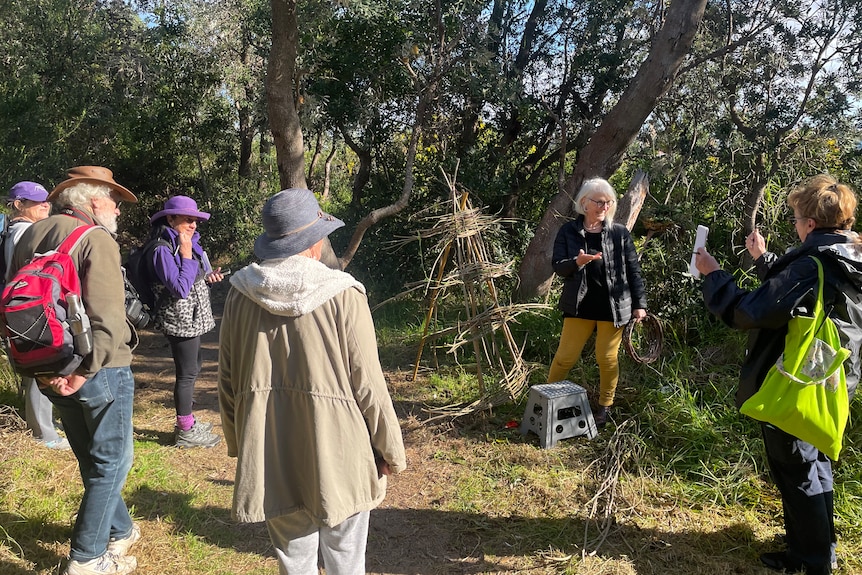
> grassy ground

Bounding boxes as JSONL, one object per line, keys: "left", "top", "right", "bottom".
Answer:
{"left": 1, "top": 304, "right": 861, "bottom": 574}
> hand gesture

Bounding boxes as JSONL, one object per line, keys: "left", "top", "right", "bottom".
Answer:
{"left": 576, "top": 249, "right": 603, "bottom": 267}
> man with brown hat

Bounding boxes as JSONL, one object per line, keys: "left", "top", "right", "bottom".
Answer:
{"left": 10, "top": 166, "right": 141, "bottom": 575}
{"left": 218, "top": 188, "right": 406, "bottom": 574}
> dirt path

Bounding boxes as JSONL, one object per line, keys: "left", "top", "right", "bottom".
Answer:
{"left": 128, "top": 285, "right": 472, "bottom": 575}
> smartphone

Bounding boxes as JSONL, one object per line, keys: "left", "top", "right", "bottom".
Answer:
{"left": 219, "top": 268, "right": 231, "bottom": 276}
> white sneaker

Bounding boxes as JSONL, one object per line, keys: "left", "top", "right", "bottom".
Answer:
{"left": 107, "top": 522, "right": 141, "bottom": 556}
{"left": 64, "top": 552, "right": 137, "bottom": 575}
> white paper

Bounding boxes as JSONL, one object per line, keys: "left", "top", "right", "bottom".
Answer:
{"left": 688, "top": 225, "right": 709, "bottom": 278}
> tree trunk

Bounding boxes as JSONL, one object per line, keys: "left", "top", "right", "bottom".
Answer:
{"left": 339, "top": 80, "right": 434, "bottom": 270}
{"left": 615, "top": 169, "right": 649, "bottom": 231}
{"left": 517, "top": 0, "right": 708, "bottom": 300}
{"left": 238, "top": 100, "right": 254, "bottom": 178}
{"left": 307, "top": 129, "right": 323, "bottom": 188}
{"left": 340, "top": 129, "right": 371, "bottom": 209}
{"left": 267, "top": 0, "right": 306, "bottom": 190}
{"left": 321, "top": 135, "right": 338, "bottom": 200}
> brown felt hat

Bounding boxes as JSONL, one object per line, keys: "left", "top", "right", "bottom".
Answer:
{"left": 49, "top": 166, "right": 138, "bottom": 203}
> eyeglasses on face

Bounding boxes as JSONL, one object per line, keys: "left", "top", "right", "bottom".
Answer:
{"left": 588, "top": 198, "right": 615, "bottom": 208}
{"left": 787, "top": 216, "right": 811, "bottom": 225}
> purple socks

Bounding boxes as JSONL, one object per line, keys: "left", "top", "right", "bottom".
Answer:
{"left": 176, "top": 414, "right": 195, "bottom": 431}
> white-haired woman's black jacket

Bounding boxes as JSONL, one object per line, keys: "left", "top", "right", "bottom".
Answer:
{"left": 552, "top": 216, "right": 647, "bottom": 327}
{"left": 702, "top": 230, "right": 862, "bottom": 409}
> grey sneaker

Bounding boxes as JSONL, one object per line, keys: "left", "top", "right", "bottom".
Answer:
{"left": 64, "top": 552, "right": 136, "bottom": 575}
{"left": 42, "top": 437, "right": 71, "bottom": 450}
{"left": 175, "top": 423, "right": 221, "bottom": 448}
{"left": 193, "top": 418, "right": 213, "bottom": 433}
{"left": 107, "top": 522, "right": 141, "bottom": 556}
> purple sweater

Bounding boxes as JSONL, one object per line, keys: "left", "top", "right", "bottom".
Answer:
{"left": 150, "top": 227, "right": 211, "bottom": 299}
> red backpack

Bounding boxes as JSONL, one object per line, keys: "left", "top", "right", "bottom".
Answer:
{"left": 0, "top": 225, "right": 103, "bottom": 378}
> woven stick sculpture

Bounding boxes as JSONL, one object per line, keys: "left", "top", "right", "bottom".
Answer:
{"left": 404, "top": 168, "right": 548, "bottom": 420}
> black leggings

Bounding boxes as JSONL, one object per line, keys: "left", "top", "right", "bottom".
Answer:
{"left": 166, "top": 335, "right": 202, "bottom": 416}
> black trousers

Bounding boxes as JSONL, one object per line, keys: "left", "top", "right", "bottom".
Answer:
{"left": 166, "top": 334, "right": 202, "bottom": 416}
{"left": 762, "top": 423, "right": 835, "bottom": 574}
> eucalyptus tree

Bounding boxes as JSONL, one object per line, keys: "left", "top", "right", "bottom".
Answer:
{"left": 625, "top": 0, "right": 862, "bottom": 272}
{"left": 515, "top": 0, "right": 708, "bottom": 299}
{"left": 184, "top": 0, "right": 272, "bottom": 181}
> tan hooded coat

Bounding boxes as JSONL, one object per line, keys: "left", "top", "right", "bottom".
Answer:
{"left": 218, "top": 256, "right": 406, "bottom": 526}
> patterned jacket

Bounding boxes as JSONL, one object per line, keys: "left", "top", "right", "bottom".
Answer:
{"left": 150, "top": 225, "right": 215, "bottom": 338}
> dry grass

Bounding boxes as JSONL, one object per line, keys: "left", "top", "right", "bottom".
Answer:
{"left": 1, "top": 317, "right": 859, "bottom": 574}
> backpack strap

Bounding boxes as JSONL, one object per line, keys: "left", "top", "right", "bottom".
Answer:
{"left": 56, "top": 225, "right": 108, "bottom": 255}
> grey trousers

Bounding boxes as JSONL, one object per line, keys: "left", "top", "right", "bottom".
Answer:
{"left": 23, "top": 377, "right": 60, "bottom": 443}
{"left": 266, "top": 510, "right": 369, "bottom": 575}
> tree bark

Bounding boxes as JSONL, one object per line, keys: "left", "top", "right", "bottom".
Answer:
{"left": 267, "top": 0, "right": 306, "bottom": 190}
{"left": 339, "top": 126, "right": 372, "bottom": 209}
{"left": 517, "top": 0, "right": 708, "bottom": 300}
{"left": 307, "top": 129, "right": 323, "bottom": 188}
{"left": 321, "top": 135, "right": 338, "bottom": 200}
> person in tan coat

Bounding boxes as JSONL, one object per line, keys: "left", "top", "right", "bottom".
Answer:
{"left": 218, "top": 188, "right": 406, "bottom": 575}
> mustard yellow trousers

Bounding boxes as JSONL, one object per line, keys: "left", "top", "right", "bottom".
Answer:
{"left": 547, "top": 317, "right": 624, "bottom": 407}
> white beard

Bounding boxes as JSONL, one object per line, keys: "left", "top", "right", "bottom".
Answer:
{"left": 94, "top": 209, "right": 118, "bottom": 233}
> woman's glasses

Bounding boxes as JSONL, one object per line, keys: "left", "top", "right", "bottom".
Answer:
{"left": 787, "top": 216, "right": 811, "bottom": 225}
{"left": 588, "top": 198, "right": 615, "bottom": 208}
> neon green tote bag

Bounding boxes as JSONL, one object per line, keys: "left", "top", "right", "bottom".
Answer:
{"left": 740, "top": 257, "right": 851, "bottom": 460}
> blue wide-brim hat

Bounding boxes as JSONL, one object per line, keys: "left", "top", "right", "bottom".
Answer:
{"left": 254, "top": 189, "right": 344, "bottom": 260}
{"left": 150, "top": 195, "right": 211, "bottom": 222}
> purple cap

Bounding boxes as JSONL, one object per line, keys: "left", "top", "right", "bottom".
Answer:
{"left": 8, "top": 181, "right": 49, "bottom": 203}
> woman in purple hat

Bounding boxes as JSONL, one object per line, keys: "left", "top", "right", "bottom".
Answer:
{"left": 147, "top": 196, "right": 226, "bottom": 448}
{"left": 3, "top": 181, "right": 69, "bottom": 450}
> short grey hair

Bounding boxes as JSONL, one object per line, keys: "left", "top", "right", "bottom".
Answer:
{"left": 54, "top": 183, "right": 112, "bottom": 211}
{"left": 573, "top": 177, "right": 617, "bottom": 225}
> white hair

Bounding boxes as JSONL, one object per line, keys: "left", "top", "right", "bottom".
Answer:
{"left": 573, "top": 177, "right": 617, "bottom": 225}
{"left": 54, "top": 183, "right": 112, "bottom": 211}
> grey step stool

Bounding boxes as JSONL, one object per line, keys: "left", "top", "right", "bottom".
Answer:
{"left": 520, "top": 381, "right": 597, "bottom": 447}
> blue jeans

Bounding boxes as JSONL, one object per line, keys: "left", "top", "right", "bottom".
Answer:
{"left": 45, "top": 366, "right": 135, "bottom": 561}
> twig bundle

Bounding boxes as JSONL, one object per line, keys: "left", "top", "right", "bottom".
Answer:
{"left": 623, "top": 312, "right": 663, "bottom": 364}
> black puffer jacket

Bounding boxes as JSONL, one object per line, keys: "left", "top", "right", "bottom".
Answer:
{"left": 702, "top": 230, "right": 862, "bottom": 408}
{"left": 552, "top": 216, "right": 647, "bottom": 327}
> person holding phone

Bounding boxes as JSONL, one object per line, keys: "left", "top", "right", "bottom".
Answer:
{"left": 147, "top": 196, "right": 225, "bottom": 448}
{"left": 695, "top": 175, "right": 862, "bottom": 575}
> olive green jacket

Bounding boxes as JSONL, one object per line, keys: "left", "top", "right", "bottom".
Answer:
{"left": 11, "top": 210, "right": 134, "bottom": 376}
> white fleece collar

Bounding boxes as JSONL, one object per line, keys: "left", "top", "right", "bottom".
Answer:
{"left": 228, "top": 256, "right": 365, "bottom": 316}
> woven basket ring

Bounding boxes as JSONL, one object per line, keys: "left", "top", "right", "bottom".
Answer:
{"left": 623, "top": 312, "right": 663, "bottom": 364}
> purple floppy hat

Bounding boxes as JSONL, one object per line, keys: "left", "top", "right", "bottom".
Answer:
{"left": 150, "top": 196, "right": 211, "bottom": 222}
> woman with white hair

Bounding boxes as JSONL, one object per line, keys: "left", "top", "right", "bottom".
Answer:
{"left": 547, "top": 177, "right": 648, "bottom": 427}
